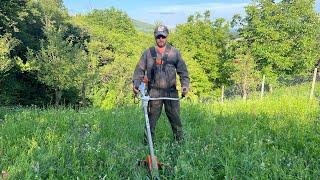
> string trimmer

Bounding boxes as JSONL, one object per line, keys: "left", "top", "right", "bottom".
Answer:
{"left": 136, "top": 79, "right": 183, "bottom": 179}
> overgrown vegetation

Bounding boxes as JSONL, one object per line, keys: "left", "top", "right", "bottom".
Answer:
{"left": 1, "top": 85, "right": 319, "bottom": 179}
{"left": 0, "top": 0, "right": 319, "bottom": 106}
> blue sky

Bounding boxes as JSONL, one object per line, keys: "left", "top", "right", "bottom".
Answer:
{"left": 64, "top": 0, "right": 320, "bottom": 28}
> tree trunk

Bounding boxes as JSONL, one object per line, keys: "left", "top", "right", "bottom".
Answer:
{"left": 55, "top": 88, "right": 62, "bottom": 107}
{"left": 80, "top": 81, "right": 86, "bottom": 107}
{"left": 310, "top": 68, "right": 318, "bottom": 99}
{"left": 260, "top": 75, "right": 265, "bottom": 99}
{"left": 242, "top": 82, "right": 247, "bottom": 100}
{"left": 221, "top": 85, "right": 224, "bottom": 103}
{"left": 242, "top": 74, "right": 248, "bottom": 100}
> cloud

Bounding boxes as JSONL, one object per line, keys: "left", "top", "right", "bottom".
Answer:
{"left": 141, "top": 2, "right": 249, "bottom": 27}
{"left": 148, "top": 12, "right": 177, "bottom": 15}
{"left": 147, "top": 3, "right": 249, "bottom": 15}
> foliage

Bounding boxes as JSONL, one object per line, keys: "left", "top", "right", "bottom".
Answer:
{"left": 236, "top": 0, "right": 320, "bottom": 77}
{"left": 0, "top": 34, "right": 19, "bottom": 79}
{"left": 211, "top": 18, "right": 233, "bottom": 86}
{"left": 170, "top": 11, "right": 232, "bottom": 99}
{"left": 28, "top": 21, "right": 88, "bottom": 105}
{"left": 226, "top": 37, "right": 261, "bottom": 99}
{"left": 71, "top": 8, "right": 152, "bottom": 108}
{"left": 75, "top": 8, "right": 136, "bottom": 36}
{"left": 181, "top": 51, "right": 213, "bottom": 99}
{"left": 172, "top": 12, "right": 220, "bottom": 83}
{"left": 0, "top": 0, "right": 29, "bottom": 35}
{"left": 0, "top": 0, "right": 320, "bottom": 106}
{"left": 232, "top": 50, "right": 260, "bottom": 99}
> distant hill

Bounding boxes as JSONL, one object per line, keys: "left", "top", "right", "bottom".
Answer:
{"left": 132, "top": 19, "right": 154, "bottom": 33}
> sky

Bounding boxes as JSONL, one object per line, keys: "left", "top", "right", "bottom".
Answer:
{"left": 64, "top": 0, "right": 320, "bottom": 28}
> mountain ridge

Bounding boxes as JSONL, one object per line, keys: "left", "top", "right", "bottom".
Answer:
{"left": 132, "top": 19, "right": 154, "bottom": 33}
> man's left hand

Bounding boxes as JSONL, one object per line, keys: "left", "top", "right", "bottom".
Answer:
{"left": 182, "top": 87, "right": 188, "bottom": 97}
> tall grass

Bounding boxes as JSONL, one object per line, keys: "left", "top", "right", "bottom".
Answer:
{"left": 0, "top": 86, "right": 319, "bottom": 179}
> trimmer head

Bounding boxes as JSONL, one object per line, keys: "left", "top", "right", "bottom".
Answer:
{"left": 138, "top": 155, "right": 164, "bottom": 171}
{"left": 138, "top": 155, "right": 164, "bottom": 179}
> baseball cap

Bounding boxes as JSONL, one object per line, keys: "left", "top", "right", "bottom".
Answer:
{"left": 154, "top": 25, "right": 169, "bottom": 37}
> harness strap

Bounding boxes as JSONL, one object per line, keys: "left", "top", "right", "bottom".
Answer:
{"left": 149, "top": 45, "right": 177, "bottom": 91}
{"left": 150, "top": 45, "right": 177, "bottom": 67}
{"left": 150, "top": 46, "right": 157, "bottom": 60}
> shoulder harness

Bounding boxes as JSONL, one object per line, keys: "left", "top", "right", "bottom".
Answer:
{"left": 149, "top": 45, "right": 178, "bottom": 68}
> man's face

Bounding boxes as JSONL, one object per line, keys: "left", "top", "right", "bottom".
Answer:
{"left": 156, "top": 35, "right": 167, "bottom": 48}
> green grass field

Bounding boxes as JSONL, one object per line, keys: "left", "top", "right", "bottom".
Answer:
{"left": 1, "top": 85, "right": 320, "bottom": 179}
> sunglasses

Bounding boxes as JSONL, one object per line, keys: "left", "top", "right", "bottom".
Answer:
{"left": 156, "top": 35, "right": 167, "bottom": 39}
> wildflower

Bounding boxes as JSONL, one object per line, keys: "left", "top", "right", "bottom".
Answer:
{"left": 2, "top": 170, "right": 8, "bottom": 179}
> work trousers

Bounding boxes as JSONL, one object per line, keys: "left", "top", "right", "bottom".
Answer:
{"left": 145, "top": 88, "right": 184, "bottom": 141}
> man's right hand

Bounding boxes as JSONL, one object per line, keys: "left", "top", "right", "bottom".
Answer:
{"left": 133, "top": 85, "right": 139, "bottom": 94}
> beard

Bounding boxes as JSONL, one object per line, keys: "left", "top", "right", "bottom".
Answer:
{"left": 156, "top": 40, "right": 166, "bottom": 48}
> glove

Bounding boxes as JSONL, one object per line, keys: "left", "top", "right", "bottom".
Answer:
{"left": 132, "top": 85, "right": 139, "bottom": 94}
{"left": 181, "top": 87, "right": 188, "bottom": 97}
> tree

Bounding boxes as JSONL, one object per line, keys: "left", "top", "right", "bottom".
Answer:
{"left": 212, "top": 18, "right": 233, "bottom": 86}
{"left": 30, "top": 21, "right": 88, "bottom": 106}
{"left": 231, "top": 44, "right": 259, "bottom": 100}
{"left": 0, "top": 0, "right": 29, "bottom": 35}
{"left": 238, "top": 0, "right": 320, "bottom": 78}
{"left": 171, "top": 11, "right": 232, "bottom": 99}
{"left": 71, "top": 8, "right": 152, "bottom": 108}
{"left": 0, "top": 34, "right": 19, "bottom": 82}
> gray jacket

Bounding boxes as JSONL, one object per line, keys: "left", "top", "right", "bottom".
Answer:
{"left": 132, "top": 44, "right": 190, "bottom": 90}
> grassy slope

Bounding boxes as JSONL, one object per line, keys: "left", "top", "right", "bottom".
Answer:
{"left": 0, "top": 85, "right": 320, "bottom": 179}
{"left": 132, "top": 19, "right": 154, "bottom": 34}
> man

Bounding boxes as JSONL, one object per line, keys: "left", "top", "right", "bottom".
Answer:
{"left": 132, "top": 25, "right": 190, "bottom": 142}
